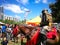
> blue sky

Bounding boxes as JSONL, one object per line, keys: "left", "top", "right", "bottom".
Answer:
{"left": 0, "top": 0, "right": 55, "bottom": 20}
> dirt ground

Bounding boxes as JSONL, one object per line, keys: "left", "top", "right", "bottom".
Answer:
{"left": 0, "top": 38, "right": 21, "bottom": 45}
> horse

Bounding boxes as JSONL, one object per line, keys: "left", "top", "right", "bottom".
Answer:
{"left": 18, "top": 24, "right": 60, "bottom": 45}
{"left": 18, "top": 24, "right": 35, "bottom": 38}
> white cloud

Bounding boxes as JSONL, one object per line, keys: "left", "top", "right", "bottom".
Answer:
{"left": 4, "top": 4, "right": 24, "bottom": 13}
{"left": 15, "top": 15, "right": 21, "bottom": 19}
{"left": 35, "top": 0, "right": 40, "bottom": 3}
{"left": 42, "top": 0, "right": 47, "bottom": 3}
{"left": 23, "top": 8, "right": 30, "bottom": 11}
{"left": 16, "top": 0, "right": 29, "bottom": 5}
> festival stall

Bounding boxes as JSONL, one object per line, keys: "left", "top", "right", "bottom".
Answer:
{"left": 26, "top": 16, "right": 41, "bottom": 26}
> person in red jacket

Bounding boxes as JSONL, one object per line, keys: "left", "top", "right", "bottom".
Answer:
{"left": 12, "top": 24, "right": 19, "bottom": 43}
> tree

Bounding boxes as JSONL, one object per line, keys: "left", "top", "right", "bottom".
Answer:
{"left": 0, "top": 19, "right": 23, "bottom": 24}
{"left": 49, "top": 0, "right": 60, "bottom": 23}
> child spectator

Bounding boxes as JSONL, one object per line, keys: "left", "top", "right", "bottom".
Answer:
{"left": 1, "top": 37, "right": 8, "bottom": 45}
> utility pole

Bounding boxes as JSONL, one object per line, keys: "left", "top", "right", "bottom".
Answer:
{"left": 24, "top": 10, "right": 30, "bottom": 24}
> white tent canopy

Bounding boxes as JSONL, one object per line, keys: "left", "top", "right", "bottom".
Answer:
{"left": 26, "top": 16, "right": 41, "bottom": 22}
{"left": 0, "top": 22, "right": 5, "bottom": 24}
{"left": 26, "top": 16, "right": 41, "bottom": 26}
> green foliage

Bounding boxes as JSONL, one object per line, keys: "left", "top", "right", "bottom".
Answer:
{"left": 0, "top": 20, "right": 4, "bottom": 22}
{"left": 0, "top": 19, "right": 23, "bottom": 24}
{"left": 3, "top": 19, "right": 13, "bottom": 24}
{"left": 49, "top": 0, "right": 60, "bottom": 23}
{"left": 0, "top": 19, "right": 26, "bottom": 24}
